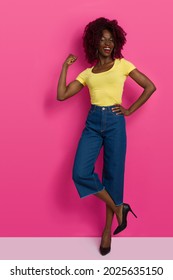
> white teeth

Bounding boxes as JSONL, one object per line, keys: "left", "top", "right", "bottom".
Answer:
{"left": 104, "top": 48, "right": 110, "bottom": 50}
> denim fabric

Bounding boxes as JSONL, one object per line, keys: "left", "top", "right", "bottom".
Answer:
{"left": 72, "top": 105, "right": 126, "bottom": 205}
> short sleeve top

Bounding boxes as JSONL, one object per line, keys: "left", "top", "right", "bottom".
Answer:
{"left": 75, "top": 58, "right": 136, "bottom": 106}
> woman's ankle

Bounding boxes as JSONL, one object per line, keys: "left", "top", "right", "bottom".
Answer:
{"left": 115, "top": 204, "right": 123, "bottom": 225}
{"left": 103, "top": 227, "right": 111, "bottom": 234}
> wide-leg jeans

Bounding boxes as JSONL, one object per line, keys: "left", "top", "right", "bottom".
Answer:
{"left": 72, "top": 105, "right": 127, "bottom": 205}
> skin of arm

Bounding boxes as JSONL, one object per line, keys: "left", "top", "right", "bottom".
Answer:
{"left": 113, "top": 68, "right": 157, "bottom": 115}
{"left": 57, "top": 54, "right": 84, "bottom": 101}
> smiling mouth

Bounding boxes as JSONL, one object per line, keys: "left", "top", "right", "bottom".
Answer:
{"left": 103, "top": 48, "right": 111, "bottom": 53}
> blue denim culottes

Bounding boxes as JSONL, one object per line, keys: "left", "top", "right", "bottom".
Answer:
{"left": 72, "top": 105, "right": 126, "bottom": 206}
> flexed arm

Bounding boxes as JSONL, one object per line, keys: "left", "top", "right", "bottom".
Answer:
{"left": 57, "top": 54, "right": 84, "bottom": 101}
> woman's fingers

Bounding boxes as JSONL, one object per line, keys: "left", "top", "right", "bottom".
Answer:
{"left": 67, "top": 54, "right": 78, "bottom": 64}
{"left": 112, "top": 104, "right": 121, "bottom": 112}
{"left": 64, "top": 54, "right": 78, "bottom": 66}
{"left": 112, "top": 104, "right": 124, "bottom": 115}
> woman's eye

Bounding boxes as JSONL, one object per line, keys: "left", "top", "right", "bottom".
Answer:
{"left": 100, "top": 38, "right": 114, "bottom": 42}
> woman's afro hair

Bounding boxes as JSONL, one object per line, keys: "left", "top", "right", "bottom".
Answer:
{"left": 82, "top": 17, "right": 127, "bottom": 64}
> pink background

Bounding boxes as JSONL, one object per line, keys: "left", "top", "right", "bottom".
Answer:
{"left": 0, "top": 0, "right": 172, "bottom": 237}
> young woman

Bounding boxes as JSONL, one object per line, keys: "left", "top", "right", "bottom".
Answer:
{"left": 57, "top": 17, "right": 156, "bottom": 255}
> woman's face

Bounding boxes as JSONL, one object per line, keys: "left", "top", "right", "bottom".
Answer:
{"left": 97, "top": 29, "right": 115, "bottom": 58}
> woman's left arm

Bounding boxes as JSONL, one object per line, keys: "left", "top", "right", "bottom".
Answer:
{"left": 114, "top": 69, "right": 157, "bottom": 116}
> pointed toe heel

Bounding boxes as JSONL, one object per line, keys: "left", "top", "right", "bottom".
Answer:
{"left": 99, "top": 245, "right": 111, "bottom": 256}
{"left": 99, "top": 234, "right": 111, "bottom": 256}
{"left": 113, "top": 203, "right": 137, "bottom": 235}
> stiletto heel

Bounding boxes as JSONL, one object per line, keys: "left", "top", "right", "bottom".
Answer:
{"left": 129, "top": 207, "right": 137, "bottom": 218}
{"left": 113, "top": 203, "right": 137, "bottom": 235}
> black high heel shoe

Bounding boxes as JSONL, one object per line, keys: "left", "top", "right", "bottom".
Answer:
{"left": 99, "top": 234, "right": 111, "bottom": 256}
{"left": 113, "top": 203, "right": 137, "bottom": 235}
{"left": 99, "top": 243, "right": 111, "bottom": 256}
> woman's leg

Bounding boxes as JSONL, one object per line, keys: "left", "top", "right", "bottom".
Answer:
{"left": 95, "top": 189, "right": 123, "bottom": 224}
{"left": 72, "top": 123, "right": 104, "bottom": 198}
{"left": 95, "top": 190, "right": 122, "bottom": 250}
{"left": 100, "top": 205, "right": 114, "bottom": 248}
{"left": 101, "top": 112, "right": 126, "bottom": 219}
{"left": 105, "top": 205, "right": 114, "bottom": 229}
{"left": 98, "top": 110, "right": 126, "bottom": 248}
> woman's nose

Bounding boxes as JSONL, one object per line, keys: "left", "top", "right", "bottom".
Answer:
{"left": 104, "top": 40, "right": 113, "bottom": 46}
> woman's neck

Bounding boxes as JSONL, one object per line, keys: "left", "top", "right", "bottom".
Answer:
{"left": 96, "top": 57, "right": 114, "bottom": 66}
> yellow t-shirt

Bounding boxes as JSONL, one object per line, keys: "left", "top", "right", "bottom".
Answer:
{"left": 75, "top": 58, "right": 136, "bottom": 106}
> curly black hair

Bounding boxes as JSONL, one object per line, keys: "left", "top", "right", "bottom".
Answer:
{"left": 82, "top": 17, "right": 127, "bottom": 64}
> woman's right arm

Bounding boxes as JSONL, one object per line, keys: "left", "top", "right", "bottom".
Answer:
{"left": 57, "top": 54, "right": 84, "bottom": 101}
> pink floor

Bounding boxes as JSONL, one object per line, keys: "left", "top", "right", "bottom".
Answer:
{"left": 0, "top": 238, "right": 173, "bottom": 260}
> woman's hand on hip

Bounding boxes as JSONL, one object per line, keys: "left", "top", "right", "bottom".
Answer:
{"left": 112, "top": 104, "right": 131, "bottom": 116}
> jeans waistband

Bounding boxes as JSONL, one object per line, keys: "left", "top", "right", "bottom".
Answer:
{"left": 91, "top": 104, "right": 116, "bottom": 111}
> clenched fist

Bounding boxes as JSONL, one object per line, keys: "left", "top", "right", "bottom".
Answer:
{"left": 63, "top": 54, "right": 78, "bottom": 67}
